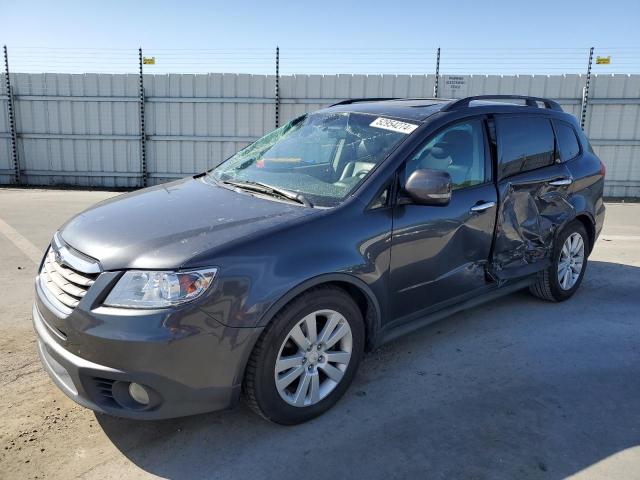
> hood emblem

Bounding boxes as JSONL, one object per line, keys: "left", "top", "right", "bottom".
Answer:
{"left": 50, "top": 232, "right": 102, "bottom": 274}
{"left": 54, "top": 248, "right": 63, "bottom": 266}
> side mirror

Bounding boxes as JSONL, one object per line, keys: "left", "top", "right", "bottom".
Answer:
{"left": 404, "top": 169, "right": 452, "bottom": 206}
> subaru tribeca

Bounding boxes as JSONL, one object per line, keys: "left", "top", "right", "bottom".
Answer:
{"left": 34, "top": 95, "right": 605, "bottom": 424}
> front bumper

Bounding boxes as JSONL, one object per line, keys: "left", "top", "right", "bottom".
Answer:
{"left": 33, "top": 279, "right": 263, "bottom": 420}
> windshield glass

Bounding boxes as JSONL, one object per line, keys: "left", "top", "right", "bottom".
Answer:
{"left": 209, "top": 112, "right": 413, "bottom": 207}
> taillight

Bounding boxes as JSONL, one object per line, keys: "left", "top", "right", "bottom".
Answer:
{"left": 599, "top": 160, "right": 606, "bottom": 178}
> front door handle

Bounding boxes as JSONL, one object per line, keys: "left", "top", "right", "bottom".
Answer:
{"left": 548, "top": 177, "right": 573, "bottom": 186}
{"left": 470, "top": 201, "right": 496, "bottom": 213}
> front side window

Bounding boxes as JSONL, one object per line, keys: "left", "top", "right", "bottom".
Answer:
{"left": 405, "top": 118, "right": 487, "bottom": 190}
{"left": 497, "top": 116, "right": 555, "bottom": 178}
{"left": 554, "top": 121, "right": 581, "bottom": 162}
{"left": 210, "top": 112, "right": 411, "bottom": 207}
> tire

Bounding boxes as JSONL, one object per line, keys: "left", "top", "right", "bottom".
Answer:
{"left": 530, "top": 220, "right": 590, "bottom": 302}
{"left": 243, "top": 286, "right": 365, "bottom": 425}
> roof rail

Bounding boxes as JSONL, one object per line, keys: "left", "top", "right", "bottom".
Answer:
{"left": 441, "top": 95, "right": 563, "bottom": 112}
{"left": 330, "top": 98, "right": 399, "bottom": 107}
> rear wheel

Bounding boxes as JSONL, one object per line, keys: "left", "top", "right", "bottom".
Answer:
{"left": 243, "top": 286, "right": 364, "bottom": 425}
{"left": 530, "top": 220, "right": 590, "bottom": 302}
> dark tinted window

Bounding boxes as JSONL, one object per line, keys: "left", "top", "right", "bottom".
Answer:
{"left": 555, "top": 121, "right": 581, "bottom": 161}
{"left": 497, "top": 116, "right": 555, "bottom": 178}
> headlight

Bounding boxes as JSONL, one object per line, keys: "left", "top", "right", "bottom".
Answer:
{"left": 104, "top": 268, "right": 218, "bottom": 308}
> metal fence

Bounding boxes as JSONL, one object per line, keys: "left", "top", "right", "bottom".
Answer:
{"left": 1, "top": 46, "right": 639, "bottom": 197}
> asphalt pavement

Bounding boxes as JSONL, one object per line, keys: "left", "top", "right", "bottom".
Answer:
{"left": 0, "top": 188, "right": 638, "bottom": 480}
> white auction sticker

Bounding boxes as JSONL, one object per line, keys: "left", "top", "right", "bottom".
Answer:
{"left": 369, "top": 117, "right": 418, "bottom": 135}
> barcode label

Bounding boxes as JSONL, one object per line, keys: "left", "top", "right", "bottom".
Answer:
{"left": 369, "top": 117, "right": 419, "bottom": 135}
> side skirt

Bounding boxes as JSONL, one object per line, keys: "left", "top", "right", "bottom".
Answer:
{"left": 376, "top": 276, "right": 537, "bottom": 346}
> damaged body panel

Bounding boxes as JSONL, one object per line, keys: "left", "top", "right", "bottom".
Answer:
{"left": 32, "top": 96, "right": 605, "bottom": 422}
{"left": 490, "top": 165, "right": 575, "bottom": 280}
{"left": 390, "top": 184, "right": 497, "bottom": 323}
{"left": 488, "top": 113, "right": 601, "bottom": 281}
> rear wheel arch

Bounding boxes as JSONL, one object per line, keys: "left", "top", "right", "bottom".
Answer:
{"left": 574, "top": 213, "right": 596, "bottom": 255}
{"left": 257, "top": 274, "right": 382, "bottom": 351}
{"left": 564, "top": 194, "right": 596, "bottom": 255}
{"left": 531, "top": 219, "right": 590, "bottom": 302}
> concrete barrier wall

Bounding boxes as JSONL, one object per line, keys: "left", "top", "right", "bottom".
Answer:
{"left": 0, "top": 73, "right": 638, "bottom": 197}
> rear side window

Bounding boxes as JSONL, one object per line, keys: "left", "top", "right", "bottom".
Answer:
{"left": 554, "top": 121, "right": 581, "bottom": 162}
{"left": 497, "top": 116, "right": 555, "bottom": 178}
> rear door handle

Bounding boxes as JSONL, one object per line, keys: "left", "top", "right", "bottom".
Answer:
{"left": 470, "top": 201, "right": 496, "bottom": 213}
{"left": 548, "top": 177, "right": 573, "bottom": 186}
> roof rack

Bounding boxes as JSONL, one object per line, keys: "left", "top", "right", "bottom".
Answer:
{"left": 442, "top": 95, "right": 563, "bottom": 112}
{"left": 330, "top": 98, "right": 399, "bottom": 106}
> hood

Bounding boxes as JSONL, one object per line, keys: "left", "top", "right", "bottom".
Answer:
{"left": 59, "top": 177, "right": 313, "bottom": 270}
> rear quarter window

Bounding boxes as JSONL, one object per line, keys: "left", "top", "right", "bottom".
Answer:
{"left": 554, "top": 121, "right": 581, "bottom": 161}
{"left": 496, "top": 116, "right": 555, "bottom": 178}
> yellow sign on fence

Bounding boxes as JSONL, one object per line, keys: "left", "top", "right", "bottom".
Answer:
{"left": 143, "top": 57, "right": 156, "bottom": 65}
{"left": 596, "top": 56, "right": 611, "bottom": 65}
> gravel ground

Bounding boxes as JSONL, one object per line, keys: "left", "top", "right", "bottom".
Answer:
{"left": 0, "top": 188, "right": 638, "bottom": 480}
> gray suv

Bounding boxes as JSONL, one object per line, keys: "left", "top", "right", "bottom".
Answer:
{"left": 34, "top": 95, "right": 605, "bottom": 424}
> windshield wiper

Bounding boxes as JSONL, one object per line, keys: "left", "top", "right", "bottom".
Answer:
{"left": 221, "top": 179, "right": 313, "bottom": 207}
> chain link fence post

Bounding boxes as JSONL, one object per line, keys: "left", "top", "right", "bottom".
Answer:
{"left": 3, "top": 45, "right": 20, "bottom": 185}
{"left": 275, "top": 46, "right": 280, "bottom": 129}
{"left": 433, "top": 47, "right": 441, "bottom": 98}
{"left": 580, "top": 46, "right": 594, "bottom": 131}
{"left": 138, "top": 47, "right": 148, "bottom": 187}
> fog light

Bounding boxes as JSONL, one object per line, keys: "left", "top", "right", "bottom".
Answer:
{"left": 128, "top": 382, "right": 150, "bottom": 405}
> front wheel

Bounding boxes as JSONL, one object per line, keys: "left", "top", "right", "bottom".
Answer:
{"left": 243, "top": 286, "right": 365, "bottom": 425}
{"left": 530, "top": 220, "right": 590, "bottom": 302}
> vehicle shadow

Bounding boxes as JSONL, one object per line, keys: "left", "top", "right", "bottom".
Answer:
{"left": 97, "top": 260, "right": 640, "bottom": 479}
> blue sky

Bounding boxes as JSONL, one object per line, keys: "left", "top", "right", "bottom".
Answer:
{"left": 2, "top": 0, "right": 639, "bottom": 74}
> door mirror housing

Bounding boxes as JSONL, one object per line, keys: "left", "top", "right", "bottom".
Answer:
{"left": 404, "top": 169, "right": 452, "bottom": 206}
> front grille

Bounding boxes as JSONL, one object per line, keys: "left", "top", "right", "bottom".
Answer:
{"left": 39, "top": 248, "right": 98, "bottom": 310}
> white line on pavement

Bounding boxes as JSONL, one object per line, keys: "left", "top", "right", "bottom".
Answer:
{"left": 0, "top": 217, "right": 44, "bottom": 265}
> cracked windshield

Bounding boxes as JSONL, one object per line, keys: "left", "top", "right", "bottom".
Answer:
{"left": 210, "top": 112, "right": 412, "bottom": 207}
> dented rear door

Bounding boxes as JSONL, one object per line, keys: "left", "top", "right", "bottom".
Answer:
{"left": 490, "top": 114, "right": 575, "bottom": 281}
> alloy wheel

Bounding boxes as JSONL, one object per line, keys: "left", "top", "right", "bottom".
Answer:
{"left": 274, "top": 309, "right": 353, "bottom": 407}
{"left": 557, "top": 232, "right": 585, "bottom": 290}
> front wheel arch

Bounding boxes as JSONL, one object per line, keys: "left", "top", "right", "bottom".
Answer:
{"left": 244, "top": 285, "right": 366, "bottom": 424}
{"left": 257, "top": 274, "right": 382, "bottom": 351}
